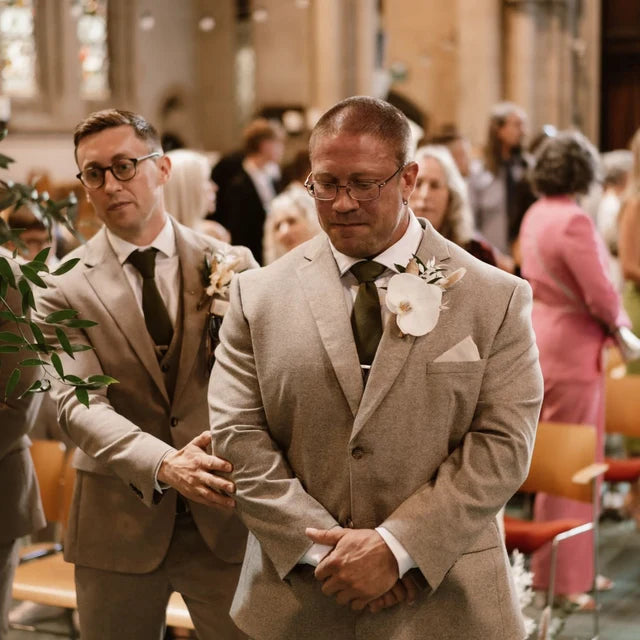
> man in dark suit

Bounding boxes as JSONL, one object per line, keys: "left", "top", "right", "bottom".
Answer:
{"left": 35, "top": 109, "right": 256, "bottom": 639}
{"left": 215, "top": 119, "right": 285, "bottom": 264}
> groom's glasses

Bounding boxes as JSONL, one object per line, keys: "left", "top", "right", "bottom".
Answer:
{"left": 76, "top": 152, "right": 161, "bottom": 189}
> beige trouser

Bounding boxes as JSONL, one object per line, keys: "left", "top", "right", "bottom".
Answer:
{"left": 0, "top": 538, "right": 19, "bottom": 636}
{"left": 75, "top": 513, "right": 245, "bottom": 640}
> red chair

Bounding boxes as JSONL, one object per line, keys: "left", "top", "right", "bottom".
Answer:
{"left": 504, "top": 421, "right": 608, "bottom": 640}
{"left": 604, "top": 372, "right": 640, "bottom": 484}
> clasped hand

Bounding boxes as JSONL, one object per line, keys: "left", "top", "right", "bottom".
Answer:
{"left": 157, "top": 430, "right": 236, "bottom": 508}
{"left": 305, "top": 527, "right": 419, "bottom": 613}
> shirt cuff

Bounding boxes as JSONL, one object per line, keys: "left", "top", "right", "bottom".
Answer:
{"left": 298, "top": 543, "right": 333, "bottom": 566}
{"left": 376, "top": 526, "right": 417, "bottom": 578}
{"left": 153, "top": 449, "right": 174, "bottom": 493}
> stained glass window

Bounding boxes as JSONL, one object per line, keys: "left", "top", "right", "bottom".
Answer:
{"left": 0, "top": 0, "right": 36, "bottom": 97}
{"left": 75, "top": 0, "right": 109, "bottom": 99}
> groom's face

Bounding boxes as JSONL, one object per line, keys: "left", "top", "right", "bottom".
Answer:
{"left": 310, "top": 131, "right": 417, "bottom": 258}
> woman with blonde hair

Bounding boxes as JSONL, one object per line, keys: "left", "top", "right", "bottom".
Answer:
{"left": 410, "top": 145, "right": 496, "bottom": 265}
{"left": 164, "top": 149, "right": 230, "bottom": 242}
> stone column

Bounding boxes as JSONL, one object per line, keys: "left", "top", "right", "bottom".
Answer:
{"left": 352, "top": 0, "right": 378, "bottom": 96}
{"left": 457, "top": 0, "right": 502, "bottom": 148}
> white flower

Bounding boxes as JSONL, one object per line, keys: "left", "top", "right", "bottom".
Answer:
{"left": 386, "top": 272, "right": 442, "bottom": 337}
{"left": 205, "top": 253, "right": 242, "bottom": 298}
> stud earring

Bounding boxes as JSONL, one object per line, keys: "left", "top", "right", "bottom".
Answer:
{"left": 402, "top": 199, "right": 408, "bottom": 205}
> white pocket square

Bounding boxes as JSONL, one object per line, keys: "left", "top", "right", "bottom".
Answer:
{"left": 433, "top": 336, "right": 480, "bottom": 363}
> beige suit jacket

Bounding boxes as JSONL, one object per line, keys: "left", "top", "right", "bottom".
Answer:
{"left": 209, "top": 222, "right": 543, "bottom": 640}
{"left": 34, "top": 219, "right": 253, "bottom": 573}
{"left": 0, "top": 248, "right": 46, "bottom": 543}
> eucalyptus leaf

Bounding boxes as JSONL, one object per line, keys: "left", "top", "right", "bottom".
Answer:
{"left": 20, "top": 265, "right": 47, "bottom": 288}
{"left": 0, "top": 331, "right": 23, "bottom": 344}
{"left": 45, "top": 309, "right": 78, "bottom": 323}
{"left": 19, "top": 358, "right": 48, "bottom": 367}
{"left": 50, "top": 352, "right": 64, "bottom": 378}
{"left": 65, "top": 319, "right": 98, "bottom": 329}
{"left": 18, "top": 278, "right": 35, "bottom": 314}
{"left": 55, "top": 327, "right": 74, "bottom": 358}
{"left": 87, "top": 374, "right": 118, "bottom": 386}
{"left": 52, "top": 258, "right": 80, "bottom": 276}
{"left": 75, "top": 387, "right": 89, "bottom": 408}
{"left": 4, "top": 368, "right": 20, "bottom": 399}
{"left": 0, "top": 256, "right": 16, "bottom": 289}
{"left": 69, "top": 344, "right": 92, "bottom": 352}
{"left": 33, "top": 247, "right": 50, "bottom": 264}
{"left": 0, "top": 345, "right": 20, "bottom": 353}
{"left": 19, "top": 379, "right": 43, "bottom": 397}
{"left": 29, "top": 321, "right": 46, "bottom": 346}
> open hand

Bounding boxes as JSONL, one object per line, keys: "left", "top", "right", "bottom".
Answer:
{"left": 157, "top": 430, "right": 236, "bottom": 508}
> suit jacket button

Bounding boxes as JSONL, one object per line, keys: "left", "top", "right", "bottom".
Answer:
{"left": 170, "top": 417, "right": 179, "bottom": 427}
{"left": 345, "top": 518, "right": 354, "bottom": 528}
{"left": 161, "top": 363, "right": 170, "bottom": 372}
{"left": 351, "top": 446, "right": 364, "bottom": 460}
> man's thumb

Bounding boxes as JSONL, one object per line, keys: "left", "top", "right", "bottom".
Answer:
{"left": 305, "top": 526, "right": 345, "bottom": 545}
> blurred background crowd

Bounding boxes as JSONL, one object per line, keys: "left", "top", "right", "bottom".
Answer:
{"left": 2, "top": 0, "right": 640, "bottom": 638}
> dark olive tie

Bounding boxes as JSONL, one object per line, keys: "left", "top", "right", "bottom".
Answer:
{"left": 127, "top": 248, "right": 174, "bottom": 347}
{"left": 350, "top": 260, "right": 386, "bottom": 366}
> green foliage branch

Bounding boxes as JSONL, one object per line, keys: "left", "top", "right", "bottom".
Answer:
{"left": 0, "top": 129, "right": 116, "bottom": 408}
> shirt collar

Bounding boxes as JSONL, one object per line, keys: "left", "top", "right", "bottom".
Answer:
{"left": 330, "top": 211, "right": 423, "bottom": 277}
{"left": 106, "top": 215, "right": 176, "bottom": 266}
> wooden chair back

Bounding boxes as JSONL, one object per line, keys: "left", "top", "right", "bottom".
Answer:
{"left": 605, "top": 374, "right": 640, "bottom": 438}
{"left": 29, "top": 440, "right": 67, "bottom": 523}
{"left": 520, "top": 421, "right": 596, "bottom": 503}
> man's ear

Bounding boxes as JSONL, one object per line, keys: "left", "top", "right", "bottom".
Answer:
{"left": 157, "top": 154, "right": 172, "bottom": 185}
{"left": 401, "top": 161, "right": 419, "bottom": 201}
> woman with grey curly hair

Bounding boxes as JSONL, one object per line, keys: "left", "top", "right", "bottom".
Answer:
{"left": 519, "top": 130, "right": 624, "bottom": 607}
{"left": 410, "top": 145, "right": 496, "bottom": 265}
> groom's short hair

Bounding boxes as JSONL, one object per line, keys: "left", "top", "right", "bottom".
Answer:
{"left": 73, "top": 109, "right": 162, "bottom": 161}
{"left": 309, "top": 96, "right": 413, "bottom": 167}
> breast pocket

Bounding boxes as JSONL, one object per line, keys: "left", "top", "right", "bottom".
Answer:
{"left": 425, "top": 359, "right": 487, "bottom": 445}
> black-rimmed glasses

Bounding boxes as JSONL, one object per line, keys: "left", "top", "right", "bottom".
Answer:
{"left": 76, "top": 152, "right": 161, "bottom": 189}
{"left": 304, "top": 165, "right": 406, "bottom": 202}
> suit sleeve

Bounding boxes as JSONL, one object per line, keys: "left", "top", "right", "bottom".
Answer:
{"left": 33, "top": 277, "right": 174, "bottom": 508}
{"left": 380, "top": 279, "right": 543, "bottom": 591}
{"left": 209, "top": 275, "right": 339, "bottom": 580}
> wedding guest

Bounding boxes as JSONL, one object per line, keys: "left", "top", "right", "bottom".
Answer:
{"left": 596, "top": 150, "right": 633, "bottom": 291}
{"left": 410, "top": 145, "right": 496, "bottom": 266}
{"left": 164, "top": 148, "right": 230, "bottom": 242}
{"left": 262, "top": 189, "right": 320, "bottom": 265}
{"left": 34, "top": 109, "right": 256, "bottom": 640}
{"left": 617, "top": 130, "right": 640, "bottom": 376}
{"left": 215, "top": 119, "right": 285, "bottom": 264}
{"left": 520, "top": 130, "right": 624, "bottom": 607}
{"left": 468, "top": 102, "right": 536, "bottom": 266}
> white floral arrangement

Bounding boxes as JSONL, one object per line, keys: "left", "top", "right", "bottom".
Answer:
{"left": 386, "top": 255, "right": 466, "bottom": 337}
{"left": 199, "top": 250, "right": 243, "bottom": 313}
{"left": 510, "top": 550, "right": 537, "bottom": 638}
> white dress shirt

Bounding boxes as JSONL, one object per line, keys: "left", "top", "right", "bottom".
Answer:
{"left": 105, "top": 216, "right": 180, "bottom": 327}
{"left": 300, "top": 212, "right": 423, "bottom": 578}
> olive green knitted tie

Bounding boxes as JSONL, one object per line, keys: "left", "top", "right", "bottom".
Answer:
{"left": 350, "top": 260, "right": 386, "bottom": 366}
{"left": 127, "top": 248, "right": 174, "bottom": 347}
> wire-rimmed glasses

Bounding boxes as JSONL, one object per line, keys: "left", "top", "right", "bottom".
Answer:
{"left": 304, "top": 165, "right": 406, "bottom": 202}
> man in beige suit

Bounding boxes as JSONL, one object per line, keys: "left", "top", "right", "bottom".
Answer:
{"left": 35, "top": 110, "right": 255, "bottom": 640}
{"left": 209, "top": 97, "right": 543, "bottom": 639}
{"left": 0, "top": 248, "right": 46, "bottom": 635}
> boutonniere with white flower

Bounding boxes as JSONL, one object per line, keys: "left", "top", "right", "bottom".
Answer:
{"left": 199, "top": 250, "right": 244, "bottom": 370}
{"left": 386, "top": 255, "right": 466, "bottom": 337}
{"left": 198, "top": 250, "right": 243, "bottom": 311}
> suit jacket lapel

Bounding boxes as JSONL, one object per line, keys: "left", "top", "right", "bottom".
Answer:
{"left": 297, "top": 235, "right": 363, "bottom": 416}
{"left": 172, "top": 220, "right": 210, "bottom": 406}
{"left": 352, "top": 221, "right": 451, "bottom": 437}
{"left": 83, "top": 229, "right": 170, "bottom": 405}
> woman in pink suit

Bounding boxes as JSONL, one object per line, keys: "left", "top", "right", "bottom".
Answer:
{"left": 520, "top": 131, "right": 625, "bottom": 606}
